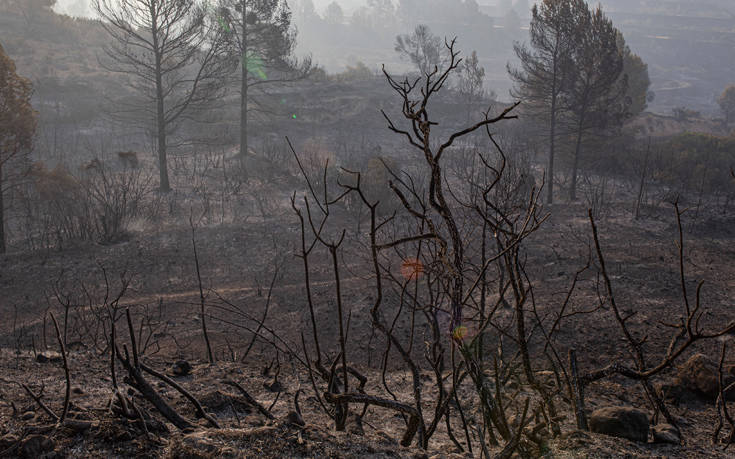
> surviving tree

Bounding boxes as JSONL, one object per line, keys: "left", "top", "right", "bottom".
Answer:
{"left": 0, "top": 42, "right": 37, "bottom": 253}
{"left": 454, "top": 50, "right": 489, "bottom": 123}
{"left": 94, "top": 0, "right": 233, "bottom": 192}
{"left": 563, "top": 4, "right": 626, "bottom": 201}
{"left": 511, "top": 0, "right": 635, "bottom": 202}
{"left": 718, "top": 85, "right": 735, "bottom": 124}
{"left": 217, "top": 0, "right": 311, "bottom": 167}
{"left": 617, "top": 31, "right": 651, "bottom": 118}
{"left": 509, "top": 0, "right": 579, "bottom": 204}
{"left": 394, "top": 24, "right": 445, "bottom": 75}
{"left": 323, "top": 1, "right": 344, "bottom": 25}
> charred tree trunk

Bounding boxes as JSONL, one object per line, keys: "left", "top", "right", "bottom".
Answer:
{"left": 548, "top": 91, "right": 557, "bottom": 205}
{"left": 239, "top": 0, "right": 248, "bottom": 173}
{"left": 570, "top": 109, "right": 587, "bottom": 202}
{"left": 150, "top": 3, "right": 170, "bottom": 192}
{"left": 0, "top": 162, "right": 5, "bottom": 254}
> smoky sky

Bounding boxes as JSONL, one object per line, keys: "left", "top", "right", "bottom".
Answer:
{"left": 53, "top": 0, "right": 371, "bottom": 17}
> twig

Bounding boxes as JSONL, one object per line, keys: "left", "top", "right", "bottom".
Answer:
{"left": 243, "top": 261, "right": 281, "bottom": 360}
{"left": 497, "top": 398, "right": 530, "bottom": 459}
{"left": 20, "top": 383, "right": 58, "bottom": 422}
{"left": 141, "top": 363, "right": 220, "bottom": 428}
{"left": 49, "top": 312, "right": 70, "bottom": 424}
{"left": 130, "top": 398, "right": 150, "bottom": 438}
{"left": 115, "top": 309, "right": 194, "bottom": 431}
{"left": 223, "top": 380, "right": 275, "bottom": 420}
{"left": 715, "top": 342, "right": 735, "bottom": 447}
{"left": 190, "top": 216, "right": 214, "bottom": 364}
{"left": 569, "top": 349, "right": 588, "bottom": 430}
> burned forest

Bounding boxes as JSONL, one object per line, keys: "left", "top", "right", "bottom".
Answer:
{"left": 1, "top": 0, "right": 735, "bottom": 458}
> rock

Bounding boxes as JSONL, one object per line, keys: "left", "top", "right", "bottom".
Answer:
{"left": 66, "top": 340, "right": 87, "bottom": 351}
{"left": 172, "top": 360, "right": 192, "bottom": 376}
{"left": 652, "top": 423, "right": 680, "bottom": 445}
{"left": 536, "top": 370, "right": 557, "bottom": 387}
{"left": 198, "top": 390, "right": 252, "bottom": 417}
{"left": 35, "top": 352, "right": 62, "bottom": 364}
{"left": 673, "top": 353, "right": 735, "bottom": 401}
{"left": 0, "top": 434, "right": 19, "bottom": 450}
{"left": 676, "top": 354, "right": 719, "bottom": 398}
{"left": 19, "top": 435, "right": 55, "bottom": 458}
{"left": 506, "top": 414, "right": 523, "bottom": 429}
{"left": 72, "top": 386, "right": 84, "bottom": 395}
{"left": 588, "top": 406, "right": 649, "bottom": 442}
{"left": 506, "top": 379, "right": 520, "bottom": 391}
{"left": 263, "top": 380, "right": 283, "bottom": 393}
{"left": 656, "top": 381, "right": 689, "bottom": 403}
{"left": 286, "top": 410, "right": 305, "bottom": 427}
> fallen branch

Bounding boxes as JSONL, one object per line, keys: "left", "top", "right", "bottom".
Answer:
{"left": 115, "top": 309, "right": 194, "bottom": 431}
{"left": 14, "top": 384, "right": 96, "bottom": 434}
{"left": 497, "top": 398, "right": 530, "bottom": 459}
{"left": 19, "top": 383, "right": 58, "bottom": 422}
{"left": 141, "top": 363, "right": 220, "bottom": 428}
{"left": 224, "top": 380, "right": 275, "bottom": 420}
{"left": 190, "top": 216, "right": 214, "bottom": 364}
{"left": 323, "top": 392, "right": 420, "bottom": 447}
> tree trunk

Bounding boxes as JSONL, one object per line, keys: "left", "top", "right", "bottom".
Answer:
{"left": 634, "top": 139, "right": 651, "bottom": 219}
{"left": 0, "top": 162, "right": 5, "bottom": 254}
{"left": 570, "top": 114, "right": 586, "bottom": 202}
{"left": 569, "top": 349, "right": 588, "bottom": 430}
{"left": 239, "top": 0, "right": 248, "bottom": 174}
{"left": 478, "top": 216, "right": 487, "bottom": 362}
{"left": 240, "top": 62, "right": 248, "bottom": 158}
{"left": 548, "top": 106, "right": 556, "bottom": 205}
{"left": 547, "top": 50, "right": 559, "bottom": 205}
{"left": 156, "top": 101, "right": 169, "bottom": 192}
{"left": 151, "top": 4, "right": 170, "bottom": 192}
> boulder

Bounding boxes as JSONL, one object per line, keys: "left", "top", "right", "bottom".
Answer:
{"left": 536, "top": 370, "right": 558, "bottom": 388}
{"left": 589, "top": 406, "right": 649, "bottom": 442}
{"left": 0, "top": 434, "right": 19, "bottom": 450}
{"left": 19, "top": 435, "right": 54, "bottom": 458}
{"left": 286, "top": 410, "right": 305, "bottom": 427}
{"left": 676, "top": 354, "right": 718, "bottom": 398}
{"left": 172, "top": 360, "right": 192, "bottom": 376}
{"left": 198, "top": 390, "right": 251, "bottom": 417}
{"left": 652, "top": 423, "right": 680, "bottom": 445}
{"left": 35, "top": 352, "right": 62, "bottom": 364}
{"left": 263, "top": 380, "right": 283, "bottom": 393}
{"left": 656, "top": 381, "right": 689, "bottom": 403}
{"left": 673, "top": 353, "right": 735, "bottom": 401}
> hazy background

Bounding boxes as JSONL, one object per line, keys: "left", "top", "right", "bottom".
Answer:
{"left": 52, "top": 0, "right": 368, "bottom": 16}
{"left": 48, "top": 0, "right": 735, "bottom": 115}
